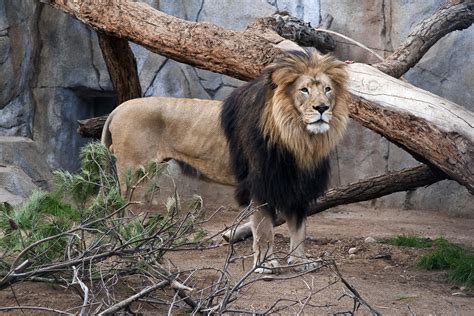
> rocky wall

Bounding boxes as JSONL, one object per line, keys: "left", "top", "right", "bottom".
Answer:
{"left": 0, "top": 0, "right": 472, "bottom": 215}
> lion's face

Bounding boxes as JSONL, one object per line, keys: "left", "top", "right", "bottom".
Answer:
{"left": 291, "top": 73, "right": 336, "bottom": 135}
{"left": 261, "top": 50, "right": 349, "bottom": 168}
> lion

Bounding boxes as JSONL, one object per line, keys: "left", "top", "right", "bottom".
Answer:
{"left": 221, "top": 49, "right": 349, "bottom": 273}
{"left": 101, "top": 49, "right": 349, "bottom": 274}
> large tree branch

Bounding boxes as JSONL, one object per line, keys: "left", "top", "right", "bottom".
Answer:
{"left": 223, "top": 164, "right": 448, "bottom": 242}
{"left": 373, "top": 0, "right": 474, "bottom": 78}
{"left": 49, "top": 0, "right": 278, "bottom": 81}
{"left": 97, "top": 32, "right": 142, "bottom": 104}
{"left": 346, "top": 63, "right": 473, "bottom": 193}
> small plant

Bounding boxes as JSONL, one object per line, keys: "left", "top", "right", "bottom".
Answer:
{"left": 0, "top": 192, "right": 79, "bottom": 264}
{"left": 384, "top": 234, "right": 434, "bottom": 248}
{"left": 385, "top": 235, "right": 473, "bottom": 289}
{"left": 418, "top": 238, "right": 463, "bottom": 269}
{"left": 418, "top": 238, "right": 474, "bottom": 288}
{"left": 449, "top": 255, "right": 474, "bottom": 288}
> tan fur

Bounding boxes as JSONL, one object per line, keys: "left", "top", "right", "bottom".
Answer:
{"left": 101, "top": 97, "right": 235, "bottom": 187}
{"left": 261, "top": 53, "right": 349, "bottom": 169}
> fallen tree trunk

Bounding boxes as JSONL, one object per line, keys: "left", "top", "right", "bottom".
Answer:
{"left": 51, "top": 0, "right": 474, "bottom": 192}
{"left": 223, "top": 164, "right": 448, "bottom": 242}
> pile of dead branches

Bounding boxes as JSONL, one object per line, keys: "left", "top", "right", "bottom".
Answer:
{"left": 0, "top": 144, "right": 382, "bottom": 314}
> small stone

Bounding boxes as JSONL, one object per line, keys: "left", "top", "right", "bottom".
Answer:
{"left": 349, "top": 254, "right": 356, "bottom": 260}
{"left": 365, "top": 236, "right": 376, "bottom": 243}
{"left": 384, "top": 265, "right": 394, "bottom": 270}
{"left": 452, "top": 292, "right": 467, "bottom": 297}
{"left": 348, "top": 247, "right": 357, "bottom": 254}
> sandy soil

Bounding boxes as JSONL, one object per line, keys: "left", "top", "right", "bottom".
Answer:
{"left": 1, "top": 205, "right": 473, "bottom": 315}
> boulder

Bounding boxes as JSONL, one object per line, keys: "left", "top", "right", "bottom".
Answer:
{"left": 0, "top": 165, "right": 40, "bottom": 205}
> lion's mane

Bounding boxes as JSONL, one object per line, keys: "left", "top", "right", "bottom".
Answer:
{"left": 220, "top": 49, "right": 349, "bottom": 226}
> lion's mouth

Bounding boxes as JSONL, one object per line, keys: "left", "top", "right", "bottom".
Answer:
{"left": 308, "top": 119, "right": 327, "bottom": 125}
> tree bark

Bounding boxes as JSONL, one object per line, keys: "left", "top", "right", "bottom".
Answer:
{"left": 373, "top": 0, "right": 474, "bottom": 78}
{"left": 77, "top": 115, "right": 107, "bottom": 138}
{"left": 223, "top": 164, "right": 448, "bottom": 242}
{"left": 97, "top": 32, "right": 142, "bottom": 105}
{"left": 249, "top": 13, "right": 336, "bottom": 53}
{"left": 347, "top": 63, "right": 474, "bottom": 193}
{"left": 51, "top": 0, "right": 474, "bottom": 192}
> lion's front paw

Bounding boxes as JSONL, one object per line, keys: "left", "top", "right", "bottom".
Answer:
{"left": 287, "top": 256, "right": 322, "bottom": 272}
{"left": 254, "top": 258, "right": 280, "bottom": 274}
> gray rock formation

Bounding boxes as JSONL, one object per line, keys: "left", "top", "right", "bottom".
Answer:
{"left": 0, "top": 0, "right": 472, "bottom": 215}
{"left": 0, "top": 164, "right": 40, "bottom": 205}
{"left": 0, "top": 136, "right": 49, "bottom": 182}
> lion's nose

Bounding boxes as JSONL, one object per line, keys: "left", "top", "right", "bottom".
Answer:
{"left": 313, "top": 104, "right": 329, "bottom": 114}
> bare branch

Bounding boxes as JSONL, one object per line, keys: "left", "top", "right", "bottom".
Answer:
{"left": 98, "top": 280, "right": 169, "bottom": 315}
{"left": 0, "top": 306, "right": 74, "bottom": 315}
{"left": 330, "top": 261, "right": 381, "bottom": 315}
{"left": 72, "top": 266, "right": 90, "bottom": 316}
{"left": 374, "top": 0, "right": 474, "bottom": 77}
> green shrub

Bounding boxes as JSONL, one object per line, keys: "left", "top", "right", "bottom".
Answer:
{"left": 418, "top": 238, "right": 474, "bottom": 288}
{"left": 386, "top": 235, "right": 473, "bottom": 289}
{"left": 418, "top": 238, "right": 464, "bottom": 270}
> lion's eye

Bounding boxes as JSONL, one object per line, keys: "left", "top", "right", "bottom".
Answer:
{"left": 325, "top": 86, "right": 332, "bottom": 93}
{"left": 300, "top": 87, "right": 309, "bottom": 94}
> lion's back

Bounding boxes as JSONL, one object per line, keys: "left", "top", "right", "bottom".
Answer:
{"left": 102, "top": 96, "right": 233, "bottom": 185}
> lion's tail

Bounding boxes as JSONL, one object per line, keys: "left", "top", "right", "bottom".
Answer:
{"left": 101, "top": 110, "right": 115, "bottom": 152}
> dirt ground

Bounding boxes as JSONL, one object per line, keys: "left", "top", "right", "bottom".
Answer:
{"left": 1, "top": 205, "right": 473, "bottom": 315}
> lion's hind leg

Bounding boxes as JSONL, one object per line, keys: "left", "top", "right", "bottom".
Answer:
{"left": 250, "top": 207, "right": 280, "bottom": 274}
{"left": 286, "top": 215, "right": 322, "bottom": 272}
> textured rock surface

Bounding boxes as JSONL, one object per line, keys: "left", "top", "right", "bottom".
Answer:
{"left": 0, "top": 165, "right": 40, "bottom": 205}
{"left": 0, "top": 0, "right": 472, "bottom": 214}
{"left": 0, "top": 136, "right": 52, "bottom": 189}
{"left": 0, "top": 0, "right": 38, "bottom": 138}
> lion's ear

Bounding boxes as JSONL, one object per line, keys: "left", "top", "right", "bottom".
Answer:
{"left": 270, "top": 67, "right": 299, "bottom": 87}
